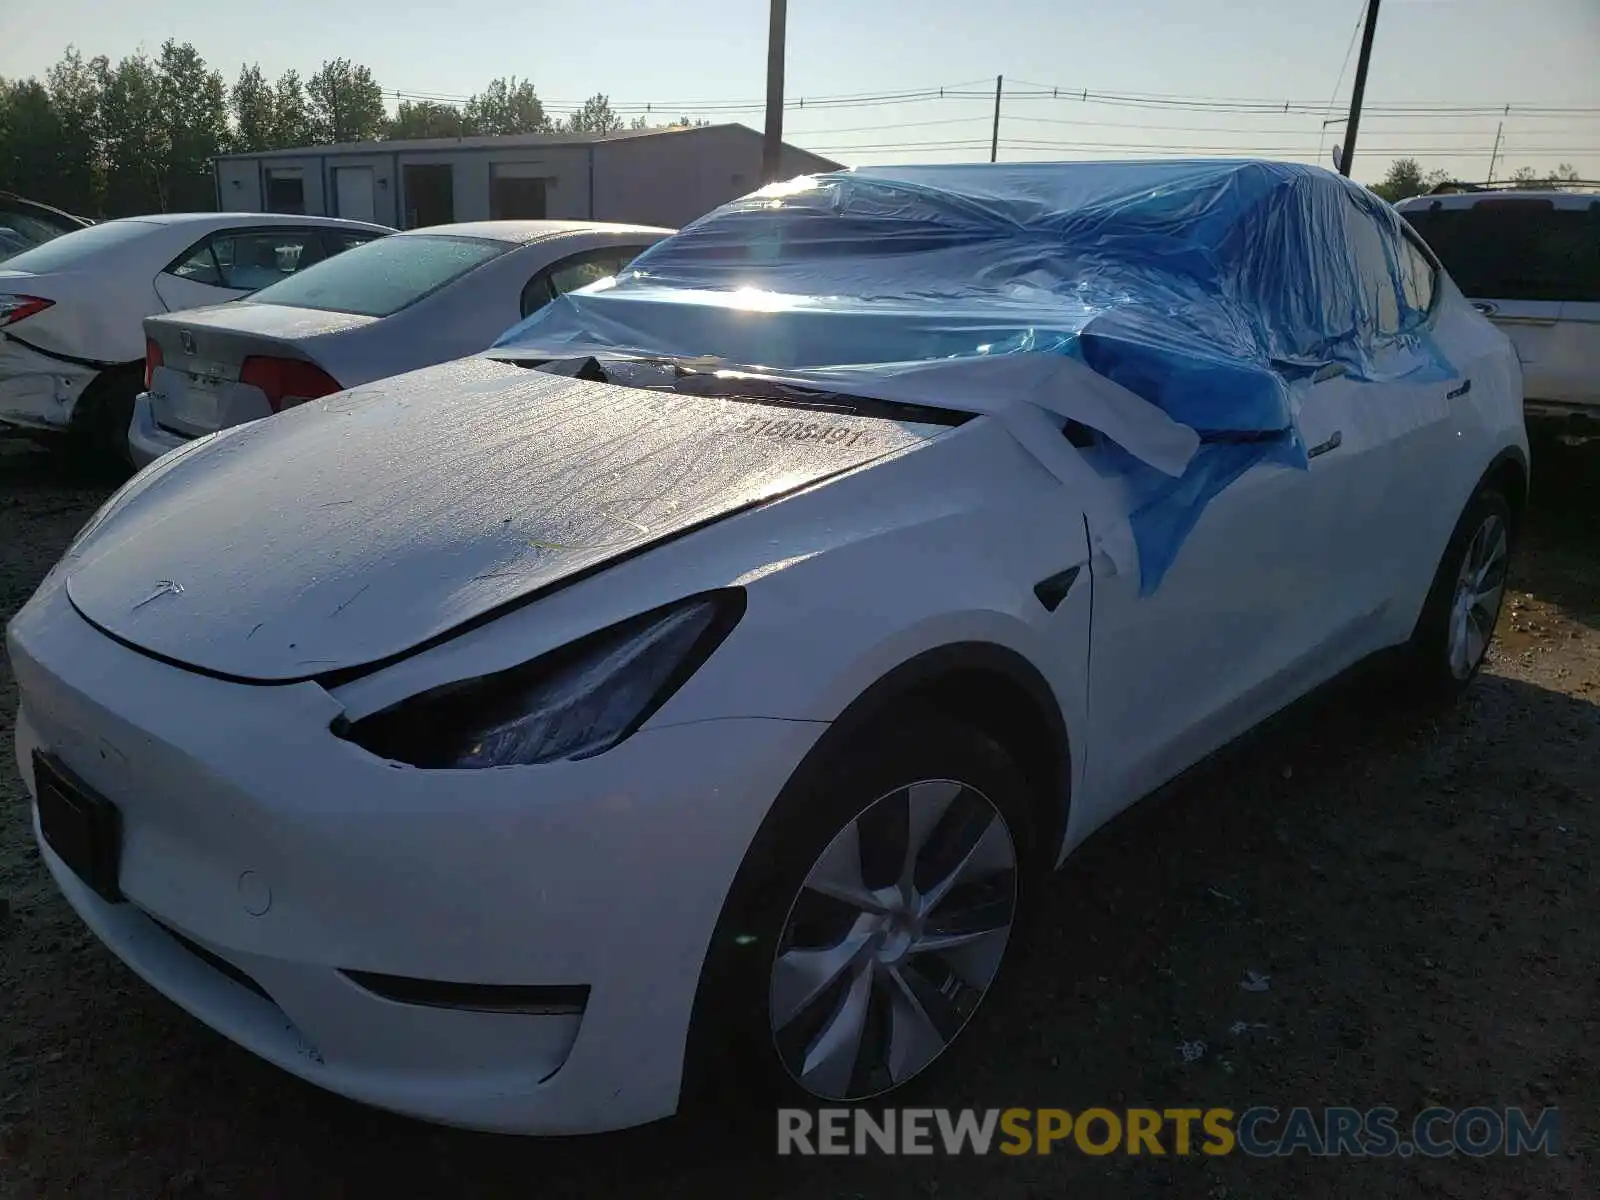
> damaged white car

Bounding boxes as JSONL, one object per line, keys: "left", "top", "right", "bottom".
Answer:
{"left": 8, "top": 161, "right": 1525, "bottom": 1134}
{"left": 0, "top": 212, "right": 390, "bottom": 463}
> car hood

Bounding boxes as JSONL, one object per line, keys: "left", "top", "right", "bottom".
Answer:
{"left": 61, "top": 356, "right": 946, "bottom": 682}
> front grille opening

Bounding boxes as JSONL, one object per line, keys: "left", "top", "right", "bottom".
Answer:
{"left": 146, "top": 915, "right": 276, "bottom": 1007}
{"left": 342, "top": 970, "right": 589, "bottom": 1016}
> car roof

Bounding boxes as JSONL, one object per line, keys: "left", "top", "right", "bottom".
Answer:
{"left": 392, "top": 220, "right": 675, "bottom": 245}
{"left": 123, "top": 212, "right": 394, "bottom": 231}
{"left": 1396, "top": 190, "right": 1600, "bottom": 213}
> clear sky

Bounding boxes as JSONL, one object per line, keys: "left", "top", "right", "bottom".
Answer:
{"left": 1, "top": 0, "right": 1596, "bottom": 185}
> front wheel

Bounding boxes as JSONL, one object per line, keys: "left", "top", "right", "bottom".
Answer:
{"left": 1402, "top": 486, "right": 1514, "bottom": 700}
{"left": 687, "top": 708, "right": 1040, "bottom": 1114}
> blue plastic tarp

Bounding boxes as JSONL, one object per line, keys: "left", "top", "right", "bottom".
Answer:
{"left": 490, "top": 159, "right": 1450, "bottom": 592}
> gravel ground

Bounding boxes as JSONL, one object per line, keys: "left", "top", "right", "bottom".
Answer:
{"left": 0, "top": 436, "right": 1596, "bottom": 1199}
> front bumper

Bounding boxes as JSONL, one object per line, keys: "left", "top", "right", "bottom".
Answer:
{"left": 8, "top": 589, "right": 825, "bottom": 1133}
{"left": 0, "top": 335, "right": 97, "bottom": 433}
{"left": 127, "top": 391, "right": 190, "bottom": 468}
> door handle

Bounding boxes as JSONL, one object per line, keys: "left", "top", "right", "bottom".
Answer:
{"left": 1307, "top": 430, "right": 1343, "bottom": 459}
{"left": 1471, "top": 301, "right": 1497, "bottom": 316}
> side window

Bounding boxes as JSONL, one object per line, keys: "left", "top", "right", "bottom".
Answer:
{"left": 210, "top": 230, "right": 327, "bottom": 291}
{"left": 1342, "top": 199, "right": 1403, "bottom": 339}
{"left": 1397, "top": 230, "right": 1437, "bottom": 322}
{"left": 322, "top": 230, "right": 382, "bottom": 257}
{"left": 166, "top": 240, "right": 225, "bottom": 286}
{"left": 519, "top": 246, "right": 647, "bottom": 318}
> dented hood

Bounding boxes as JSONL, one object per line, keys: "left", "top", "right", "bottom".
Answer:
{"left": 63, "top": 357, "right": 942, "bottom": 682}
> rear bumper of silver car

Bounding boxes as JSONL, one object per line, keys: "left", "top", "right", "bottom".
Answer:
{"left": 127, "top": 391, "right": 192, "bottom": 469}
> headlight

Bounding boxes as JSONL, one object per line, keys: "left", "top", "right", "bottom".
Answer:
{"left": 338, "top": 590, "right": 745, "bottom": 768}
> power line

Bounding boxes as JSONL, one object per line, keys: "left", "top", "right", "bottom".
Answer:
{"left": 993, "top": 114, "right": 1597, "bottom": 137}
{"left": 384, "top": 81, "right": 1600, "bottom": 120}
{"left": 1319, "top": 0, "right": 1369, "bottom": 164}
{"left": 1004, "top": 79, "right": 1598, "bottom": 115}
{"left": 802, "top": 138, "right": 1594, "bottom": 156}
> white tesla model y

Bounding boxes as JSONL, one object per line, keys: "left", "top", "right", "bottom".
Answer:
{"left": 7, "top": 161, "right": 1526, "bottom": 1135}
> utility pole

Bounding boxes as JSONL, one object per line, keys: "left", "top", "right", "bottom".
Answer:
{"left": 990, "top": 75, "right": 1003, "bottom": 163}
{"left": 761, "top": 0, "right": 788, "bottom": 184}
{"left": 331, "top": 76, "right": 342, "bottom": 144}
{"left": 1338, "top": 0, "right": 1382, "bottom": 176}
{"left": 1487, "top": 121, "right": 1504, "bottom": 183}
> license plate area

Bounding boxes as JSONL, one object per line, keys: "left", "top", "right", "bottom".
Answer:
{"left": 33, "top": 751, "right": 123, "bottom": 903}
{"left": 171, "top": 374, "right": 222, "bottom": 428}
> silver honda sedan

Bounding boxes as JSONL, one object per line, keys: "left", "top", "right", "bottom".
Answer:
{"left": 130, "top": 220, "right": 672, "bottom": 467}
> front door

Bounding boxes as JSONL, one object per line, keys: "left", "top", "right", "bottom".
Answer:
{"left": 1079, "top": 442, "right": 1360, "bottom": 828}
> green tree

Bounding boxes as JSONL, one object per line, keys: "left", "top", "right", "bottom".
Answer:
{"left": 98, "top": 53, "right": 165, "bottom": 214}
{"left": 628, "top": 113, "right": 711, "bottom": 131}
{"left": 1368, "top": 158, "right": 1449, "bottom": 202}
{"left": 0, "top": 79, "right": 67, "bottom": 204}
{"left": 306, "top": 58, "right": 385, "bottom": 144}
{"left": 44, "top": 48, "right": 106, "bottom": 214}
{"left": 156, "top": 40, "right": 228, "bottom": 210}
{"left": 462, "top": 76, "right": 550, "bottom": 135}
{"left": 231, "top": 64, "right": 276, "bottom": 153}
{"left": 1508, "top": 163, "right": 1582, "bottom": 190}
{"left": 565, "top": 93, "right": 622, "bottom": 135}
{"left": 271, "top": 70, "right": 313, "bottom": 148}
{"left": 387, "top": 99, "right": 467, "bottom": 140}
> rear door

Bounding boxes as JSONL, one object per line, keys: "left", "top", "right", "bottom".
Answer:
{"left": 152, "top": 226, "right": 331, "bottom": 311}
{"left": 1400, "top": 196, "right": 1600, "bottom": 409}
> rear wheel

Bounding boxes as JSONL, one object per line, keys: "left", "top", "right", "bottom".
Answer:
{"left": 686, "top": 708, "right": 1040, "bottom": 1116}
{"left": 1402, "top": 486, "right": 1513, "bottom": 701}
{"left": 66, "top": 365, "right": 141, "bottom": 478}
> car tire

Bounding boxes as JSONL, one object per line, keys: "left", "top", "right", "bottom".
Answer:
{"left": 684, "top": 706, "right": 1043, "bottom": 1128}
{"left": 1401, "top": 485, "right": 1514, "bottom": 702}
{"left": 67, "top": 365, "right": 140, "bottom": 478}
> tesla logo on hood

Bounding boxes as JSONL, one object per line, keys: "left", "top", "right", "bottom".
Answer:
{"left": 179, "top": 330, "right": 196, "bottom": 355}
{"left": 132, "top": 579, "right": 185, "bottom": 610}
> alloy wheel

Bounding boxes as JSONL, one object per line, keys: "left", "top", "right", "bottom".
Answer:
{"left": 1447, "top": 511, "right": 1509, "bottom": 680}
{"left": 768, "top": 778, "right": 1019, "bottom": 1102}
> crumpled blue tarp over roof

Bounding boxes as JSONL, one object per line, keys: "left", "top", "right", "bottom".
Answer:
{"left": 492, "top": 159, "right": 1451, "bottom": 591}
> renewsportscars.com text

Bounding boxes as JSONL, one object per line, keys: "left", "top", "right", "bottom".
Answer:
{"left": 777, "top": 1106, "right": 1560, "bottom": 1158}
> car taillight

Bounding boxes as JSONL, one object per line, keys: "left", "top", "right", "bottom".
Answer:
{"left": 238, "top": 356, "right": 343, "bottom": 413}
{"left": 144, "top": 337, "right": 162, "bottom": 391}
{"left": 0, "top": 295, "right": 53, "bottom": 328}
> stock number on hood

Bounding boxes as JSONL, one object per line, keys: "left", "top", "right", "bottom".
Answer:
{"left": 732, "top": 414, "right": 872, "bottom": 447}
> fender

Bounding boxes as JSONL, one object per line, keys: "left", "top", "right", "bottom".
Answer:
{"left": 777, "top": 640, "right": 1074, "bottom": 858}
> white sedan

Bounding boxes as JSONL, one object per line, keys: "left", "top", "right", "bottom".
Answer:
{"left": 0, "top": 212, "right": 391, "bottom": 463}
{"left": 130, "top": 221, "right": 672, "bottom": 468}
{"left": 7, "top": 161, "right": 1525, "bottom": 1135}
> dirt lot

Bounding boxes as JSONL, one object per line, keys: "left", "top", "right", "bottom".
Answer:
{"left": 0, "top": 436, "right": 1596, "bottom": 1199}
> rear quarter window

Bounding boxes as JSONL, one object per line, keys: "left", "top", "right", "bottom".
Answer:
{"left": 1401, "top": 201, "right": 1600, "bottom": 303}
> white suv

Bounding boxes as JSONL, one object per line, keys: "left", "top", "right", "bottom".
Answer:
{"left": 1396, "top": 187, "right": 1598, "bottom": 439}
